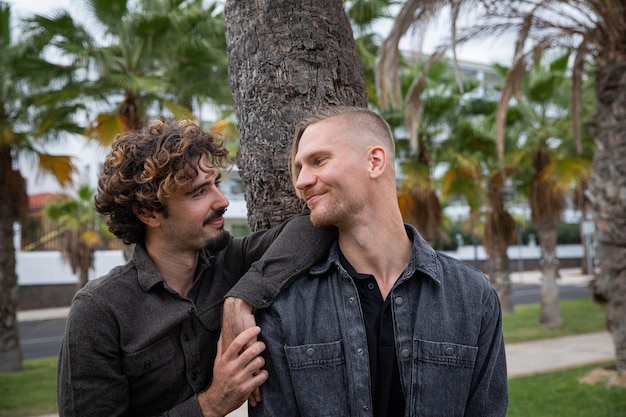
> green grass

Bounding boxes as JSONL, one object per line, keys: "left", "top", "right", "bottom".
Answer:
{"left": 0, "top": 357, "right": 57, "bottom": 417}
{"left": 502, "top": 297, "right": 606, "bottom": 344}
{"left": 0, "top": 298, "right": 612, "bottom": 416}
{"left": 507, "top": 362, "right": 625, "bottom": 417}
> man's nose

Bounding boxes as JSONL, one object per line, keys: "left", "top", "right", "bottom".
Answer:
{"left": 295, "top": 167, "right": 315, "bottom": 191}
{"left": 215, "top": 187, "right": 229, "bottom": 209}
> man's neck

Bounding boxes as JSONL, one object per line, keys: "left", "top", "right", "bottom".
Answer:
{"left": 145, "top": 241, "right": 199, "bottom": 297}
{"left": 338, "top": 216, "right": 412, "bottom": 299}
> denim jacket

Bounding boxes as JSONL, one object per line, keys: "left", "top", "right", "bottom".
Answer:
{"left": 253, "top": 225, "right": 508, "bottom": 417}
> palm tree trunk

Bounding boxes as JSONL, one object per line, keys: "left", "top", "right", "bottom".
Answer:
{"left": 0, "top": 148, "right": 23, "bottom": 372}
{"left": 588, "top": 60, "right": 626, "bottom": 373}
{"left": 538, "top": 228, "right": 562, "bottom": 328}
{"left": 224, "top": 0, "right": 367, "bottom": 230}
{"left": 489, "top": 252, "right": 514, "bottom": 314}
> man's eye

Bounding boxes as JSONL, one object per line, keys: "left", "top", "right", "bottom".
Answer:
{"left": 215, "top": 179, "right": 222, "bottom": 188}
{"left": 314, "top": 158, "right": 326, "bottom": 166}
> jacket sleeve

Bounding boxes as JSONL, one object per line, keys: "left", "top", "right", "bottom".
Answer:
{"left": 224, "top": 213, "right": 336, "bottom": 309}
{"left": 465, "top": 287, "right": 509, "bottom": 416}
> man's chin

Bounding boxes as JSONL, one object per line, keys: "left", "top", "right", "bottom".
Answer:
{"left": 205, "top": 229, "right": 231, "bottom": 252}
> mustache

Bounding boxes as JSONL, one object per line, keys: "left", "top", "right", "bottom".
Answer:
{"left": 203, "top": 208, "right": 227, "bottom": 226}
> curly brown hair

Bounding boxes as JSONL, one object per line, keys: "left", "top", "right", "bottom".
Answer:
{"left": 95, "top": 119, "right": 232, "bottom": 245}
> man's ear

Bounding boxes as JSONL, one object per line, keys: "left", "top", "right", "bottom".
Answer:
{"left": 134, "top": 207, "right": 160, "bottom": 227}
{"left": 368, "top": 146, "right": 387, "bottom": 178}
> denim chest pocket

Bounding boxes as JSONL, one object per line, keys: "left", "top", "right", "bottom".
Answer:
{"left": 412, "top": 339, "right": 478, "bottom": 417}
{"left": 284, "top": 340, "right": 349, "bottom": 417}
{"left": 122, "top": 337, "right": 176, "bottom": 377}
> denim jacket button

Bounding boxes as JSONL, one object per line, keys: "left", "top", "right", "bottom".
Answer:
{"left": 395, "top": 297, "right": 404, "bottom": 306}
{"left": 306, "top": 348, "right": 315, "bottom": 357}
{"left": 349, "top": 297, "right": 355, "bottom": 303}
{"left": 445, "top": 347, "right": 455, "bottom": 356}
{"left": 357, "top": 348, "right": 364, "bottom": 355}
{"left": 401, "top": 349, "right": 410, "bottom": 358}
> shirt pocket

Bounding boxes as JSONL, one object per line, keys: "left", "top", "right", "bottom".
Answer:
{"left": 122, "top": 337, "right": 176, "bottom": 378}
{"left": 284, "top": 340, "right": 349, "bottom": 417}
{"left": 412, "top": 339, "right": 478, "bottom": 417}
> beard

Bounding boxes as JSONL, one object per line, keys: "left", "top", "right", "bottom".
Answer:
{"left": 204, "top": 228, "right": 231, "bottom": 252}
{"left": 308, "top": 188, "right": 368, "bottom": 228}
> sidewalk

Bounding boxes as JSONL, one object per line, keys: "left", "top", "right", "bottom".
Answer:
{"left": 26, "top": 268, "right": 613, "bottom": 417}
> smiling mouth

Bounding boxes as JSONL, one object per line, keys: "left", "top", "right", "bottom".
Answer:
{"left": 203, "top": 208, "right": 227, "bottom": 226}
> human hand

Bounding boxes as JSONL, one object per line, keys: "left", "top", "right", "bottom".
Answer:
{"left": 198, "top": 326, "right": 268, "bottom": 417}
{"left": 221, "top": 297, "right": 262, "bottom": 406}
{"left": 221, "top": 297, "right": 257, "bottom": 351}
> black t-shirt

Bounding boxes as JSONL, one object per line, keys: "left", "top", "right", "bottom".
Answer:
{"left": 339, "top": 251, "right": 406, "bottom": 417}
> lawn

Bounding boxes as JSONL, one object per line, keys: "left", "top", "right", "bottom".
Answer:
{"left": 0, "top": 357, "right": 57, "bottom": 417}
{"left": 507, "top": 362, "right": 625, "bottom": 417}
{"left": 502, "top": 297, "right": 606, "bottom": 343}
{"left": 0, "top": 297, "right": 616, "bottom": 416}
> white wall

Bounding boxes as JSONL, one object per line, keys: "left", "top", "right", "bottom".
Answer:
{"left": 17, "top": 250, "right": 126, "bottom": 286}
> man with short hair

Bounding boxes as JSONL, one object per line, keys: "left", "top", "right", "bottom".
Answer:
{"left": 248, "top": 106, "right": 508, "bottom": 417}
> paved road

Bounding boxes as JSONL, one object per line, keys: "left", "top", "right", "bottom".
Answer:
{"left": 19, "top": 282, "right": 590, "bottom": 360}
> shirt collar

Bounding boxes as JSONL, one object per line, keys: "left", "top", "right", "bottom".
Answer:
{"left": 132, "top": 244, "right": 214, "bottom": 292}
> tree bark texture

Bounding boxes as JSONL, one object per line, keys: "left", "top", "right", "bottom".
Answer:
{"left": 224, "top": 0, "right": 367, "bottom": 231}
{"left": 538, "top": 227, "right": 562, "bottom": 328}
{"left": 488, "top": 251, "right": 514, "bottom": 314}
{"left": 0, "top": 146, "right": 23, "bottom": 371}
{"left": 588, "top": 60, "right": 626, "bottom": 372}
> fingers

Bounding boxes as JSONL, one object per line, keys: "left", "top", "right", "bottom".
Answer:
{"left": 248, "top": 387, "right": 262, "bottom": 407}
{"left": 221, "top": 326, "right": 264, "bottom": 359}
{"left": 202, "top": 329, "right": 268, "bottom": 416}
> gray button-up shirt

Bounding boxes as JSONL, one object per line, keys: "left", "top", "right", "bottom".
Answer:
{"left": 253, "top": 225, "right": 508, "bottom": 417}
{"left": 57, "top": 214, "right": 334, "bottom": 417}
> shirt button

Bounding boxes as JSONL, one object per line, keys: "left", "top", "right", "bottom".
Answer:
{"left": 262, "top": 294, "right": 271, "bottom": 303}
{"left": 367, "top": 282, "right": 375, "bottom": 290}
{"left": 306, "top": 348, "right": 315, "bottom": 357}
{"left": 188, "top": 307, "right": 196, "bottom": 315}
{"left": 183, "top": 334, "right": 190, "bottom": 342}
{"left": 445, "top": 347, "right": 455, "bottom": 356}
{"left": 395, "top": 297, "right": 404, "bottom": 306}
{"left": 401, "top": 349, "right": 410, "bottom": 358}
{"left": 143, "top": 360, "right": 152, "bottom": 370}
{"left": 357, "top": 348, "right": 364, "bottom": 355}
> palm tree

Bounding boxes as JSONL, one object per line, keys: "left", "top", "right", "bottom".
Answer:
{"left": 504, "top": 53, "right": 592, "bottom": 328}
{"left": 377, "top": 0, "right": 626, "bottom": 374}
{"left": 45, "top": 185, "right": 108, "bottom": 289}
{"left": 0, "top": 2, "right": 84, "bottom": 372}
{"left": 390, "top": 55, "right": 519, "bottom": 312}
{"left": 224, "top": 0, "right": 368, "bottom": 230}
{"left": 26, "top": 0, "right": 231, "bottom": 146}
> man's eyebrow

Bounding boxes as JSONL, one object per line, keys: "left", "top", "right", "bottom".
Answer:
{"left": 188, "top": 172, "right": 221, "bottom": 194}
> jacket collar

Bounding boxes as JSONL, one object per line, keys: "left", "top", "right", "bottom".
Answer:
{"left": 310, "top": 224, "right": 441, "bottom": 285}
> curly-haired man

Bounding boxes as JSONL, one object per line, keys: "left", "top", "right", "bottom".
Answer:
{"left": 57, "top": 119, "right": 332, "bottom": 417}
